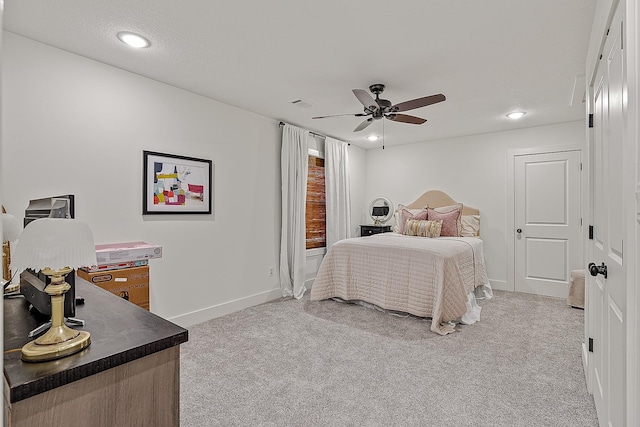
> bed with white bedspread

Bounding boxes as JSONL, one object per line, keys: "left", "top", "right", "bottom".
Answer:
{"left": 309, "top": 190, "right": 492, "bottom": 335}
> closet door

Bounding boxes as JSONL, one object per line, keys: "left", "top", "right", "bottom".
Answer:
{"left": 588, "top": 4, "right": 626, "bottom": 426}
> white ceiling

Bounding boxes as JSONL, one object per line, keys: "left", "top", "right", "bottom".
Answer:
{"left": 3, "top": 0, "right": 596, "bottom": 148}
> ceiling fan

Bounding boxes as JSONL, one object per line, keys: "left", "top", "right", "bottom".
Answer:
{"left": 312, "top": 84, "right": 446, "bottom": 132}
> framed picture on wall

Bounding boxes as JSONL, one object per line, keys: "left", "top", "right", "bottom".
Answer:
{"left": 143, "top": 151, "right": 213, "bottom": 214}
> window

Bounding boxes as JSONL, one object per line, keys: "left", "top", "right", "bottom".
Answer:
{"left": 306, "top": 155, "right": 325, "bottom": 249}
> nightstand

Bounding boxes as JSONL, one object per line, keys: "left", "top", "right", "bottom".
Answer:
{"left": 360, "top": 225, "right": 392, "bottom": 236}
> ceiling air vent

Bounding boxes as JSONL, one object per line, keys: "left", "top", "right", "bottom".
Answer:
{"left": 290, "top": 99, "right": 312, "bottom": 108}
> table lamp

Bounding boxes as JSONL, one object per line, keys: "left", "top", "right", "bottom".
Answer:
{"left": 371, "top": 205, "right": 389, "bottom": 225}
{"left": 10, "top": 218, "right": 97, "bottom": 362}
{"left": 2, "top": 213, "right": 21, "bottom": 291}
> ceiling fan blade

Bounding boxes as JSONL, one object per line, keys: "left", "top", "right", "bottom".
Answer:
{"left": 312, "top": 113, "right": 367, "bottom": 119}
{"left": 391, "top": 94, "right": 446, "bottom": 112}
{"left": 353, "top": 118, "right": 374, "bottom": 132}
{"left": 387, "top": 114, "right": 427, "bottom": 125}
{"left": 352, "top": 89, "right": 378, "bottom": 111}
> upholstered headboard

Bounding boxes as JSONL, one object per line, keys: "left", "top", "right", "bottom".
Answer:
{"left": 404, "top": 190, "right": 479, "bottom": 216}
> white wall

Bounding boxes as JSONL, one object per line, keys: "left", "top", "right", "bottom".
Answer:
{"left": 1, "top": 32, "right": 283, "bottom": 326}
{"left": 362, "top": 121, "right": 586, "bottom": 288}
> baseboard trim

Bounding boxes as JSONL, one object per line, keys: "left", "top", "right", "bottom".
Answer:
{"left": 490, "top": 279, "right": 511, "bottom": 292}
{"left": 168, "top": 287, "right": 283, "bottom": 328}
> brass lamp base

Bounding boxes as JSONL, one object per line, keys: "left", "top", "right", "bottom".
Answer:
{"left": 22, "top": 330, "right": 91, "bottom": 362}
{"left": 21, "top": 267, "right": 91, "bottom": 363}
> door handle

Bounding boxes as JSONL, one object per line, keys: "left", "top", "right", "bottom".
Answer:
{"left": 588, "top": 262, "right": 608, "bottom": 279}
{"left": 516, "top": 228, "right": 522, "bottom": 233}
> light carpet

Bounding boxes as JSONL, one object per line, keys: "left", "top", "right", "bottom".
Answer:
{"left": 180, "top": 290, "right": 597, "bottom": 426}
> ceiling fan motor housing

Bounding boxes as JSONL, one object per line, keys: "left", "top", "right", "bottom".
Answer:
{"left": 376, "top": 98, "right": 392, "bottom": 109}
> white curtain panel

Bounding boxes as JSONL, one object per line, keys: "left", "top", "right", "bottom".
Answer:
{"left": 279, "top": 124, "right": 309, "bottom": 299}
{"left": 325, "top": 137, "right": 351, "bottom": 248}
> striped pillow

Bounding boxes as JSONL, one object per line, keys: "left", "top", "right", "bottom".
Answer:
{"left": 403, "top": 219, "right": 443, "bottom": 238}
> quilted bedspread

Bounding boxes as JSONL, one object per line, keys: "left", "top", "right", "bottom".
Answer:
{"left": 309, "top": 233, "right": 490, "bottom": 335}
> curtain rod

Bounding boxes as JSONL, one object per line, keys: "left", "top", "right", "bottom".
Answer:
{"left": 278, "top": 121, "right": 350, "bottom": 145}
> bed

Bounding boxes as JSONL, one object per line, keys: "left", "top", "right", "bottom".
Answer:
{"left": 310, "top": 190, "right": 492, "bottom": 335}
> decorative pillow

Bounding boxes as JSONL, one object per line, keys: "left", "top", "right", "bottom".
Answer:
{"left": 427, "top": 203, "right": 463, "bottom": 237}
{"left": 403, "top": 219, "right": 442, "bottom": 238}
{"left": 460, "top": 215, "right": 481, "bottom": 237}
{"left": 392, "top": 204, "right": 428, "bottom": 234}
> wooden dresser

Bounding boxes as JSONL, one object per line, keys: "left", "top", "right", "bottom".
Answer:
{"left": 3, "top": 276, "right": 188, "bottom": 427}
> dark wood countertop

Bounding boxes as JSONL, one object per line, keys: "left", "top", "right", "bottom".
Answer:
{"left": 4, "top": 275, "right": 188, "bottom": 403}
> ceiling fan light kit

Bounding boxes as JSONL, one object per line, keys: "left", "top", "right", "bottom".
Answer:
{"left": 313, "top": 83, "right": 446, "bottom": 132}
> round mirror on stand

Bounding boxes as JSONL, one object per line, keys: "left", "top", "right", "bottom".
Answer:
{"left": 369, "top": 197, "right": 393, "bottom": 225}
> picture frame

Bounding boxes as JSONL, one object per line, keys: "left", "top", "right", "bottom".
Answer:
{"left": 143, "top": 150, "right": 212, "bottom": 214}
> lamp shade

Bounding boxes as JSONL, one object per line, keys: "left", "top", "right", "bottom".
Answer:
{"left": 10, "top": 218, "right": 97, "bottom": 274}
{"left": 2, "top": 213, "right": 21, "bottom": 242}
{"left": 372, "top": 206, "right": 389, "bottom": 217}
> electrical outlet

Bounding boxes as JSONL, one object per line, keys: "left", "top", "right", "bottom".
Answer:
{"left": 267, "top": 266, "right": 274, "bottom": 277}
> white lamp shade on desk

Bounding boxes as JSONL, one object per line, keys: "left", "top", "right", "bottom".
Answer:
{"left": 10, "top": 218, "right": 97, "bottom": 275}
{"left": 1, "top": 213, "right": 21, "bottom": 243}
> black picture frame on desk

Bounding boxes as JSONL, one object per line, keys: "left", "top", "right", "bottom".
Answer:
{"left": 360, "top": 225, "right": 392, "bottom": 236}
{"left": 143, "top": 151, "right": 213, "bottom": 214}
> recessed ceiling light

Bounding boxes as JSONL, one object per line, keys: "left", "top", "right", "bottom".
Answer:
{"left": 367, "top": 135, "right": 379, "bottom": 141}
{"left": 117, "top": 32, "right": 151, "bottom": 48}
{"left": 506, "top": 111, "right": 526, "bottom": 119}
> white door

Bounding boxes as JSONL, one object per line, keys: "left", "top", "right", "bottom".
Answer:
{"left": 514, "top": 150, "right": 582, "bottom": 297}
{"left": 588, "top": 4, "right": 626, "bottom": 426}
